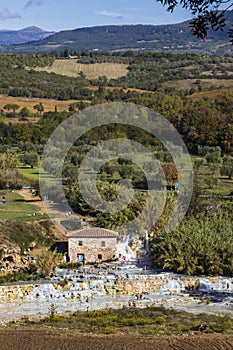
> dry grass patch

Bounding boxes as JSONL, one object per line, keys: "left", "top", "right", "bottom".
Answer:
{"left": 163, "top": 78, "right": 233, "bottom": 91}
{"left": 35, "top": 59, "right": 129, "bottom": 79}
{"left": 0, "top": 94, "right": 84, "bottom": 113}
{"left": 187, "top": 90, "right": 228, "bottom": 101}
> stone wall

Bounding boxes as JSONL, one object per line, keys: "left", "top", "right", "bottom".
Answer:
{"left": 69, "top": 237, "right": 117, "bottom": 263}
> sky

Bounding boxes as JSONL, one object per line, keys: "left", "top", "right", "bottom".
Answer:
{"left": 0, "top": 0, "right": 191, "bottom": 32}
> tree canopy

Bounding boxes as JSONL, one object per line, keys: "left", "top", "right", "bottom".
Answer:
{"left": 157, "top": 0, "right": 233, "bottom": 41}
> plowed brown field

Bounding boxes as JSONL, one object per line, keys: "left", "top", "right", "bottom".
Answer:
{"left": 0, "top": 330, "right": 232, "bottom": 350}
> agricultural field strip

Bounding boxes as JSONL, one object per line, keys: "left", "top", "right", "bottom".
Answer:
{"left": 35, "top": 60, "right": 129, "bottom": 80}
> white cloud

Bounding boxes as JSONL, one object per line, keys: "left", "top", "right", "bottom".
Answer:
{"left": 0, "top": 8, "right": 21, "bottom": 20}
{"left": 96, "top": 10, "right": 124, "bottom": 19}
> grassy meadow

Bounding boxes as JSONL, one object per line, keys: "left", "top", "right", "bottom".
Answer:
{"left": 16, "top": 306, "right": 233, "bottom": 335}
{"left": 18, "top": 165, "right": 60, "bottom": 185}
{"left": 192, "top": 156, "right": 233, "bottom": 196}
{"left": 18, "top": 166, "right": 40, "bottom": 181}
{"left": 0, "top": 191, "right": 45, "bottom": 222}
{"left": 17, "top": 154, "right": 233, "bottom": 197}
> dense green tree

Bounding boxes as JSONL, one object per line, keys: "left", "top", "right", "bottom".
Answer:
{"left": 12, "top": 123, "right": 33, "bottom": 142}
{"left": 205, "top": 146, "right": 222, "bottom": 175}
{"left": 204, "top": 176, "right": 219, "bottom": 189}
{"left": 194, "top": 158, "right": 204, "bottom": 172}
{"left": 3, "top": 104, "right": 12, "bottom": 112}
{"left": 221, "top": 156, "right": 233, "bottom": 179}
{"left": 20, "top": 152, "right": 38, "bottom": 168}
{"left": 3, "top": 104, "right": 19, "bottom": 117}
{"left": 11, "top": 104, "right": 20, "bottom": 113}
{"left": 33, "top": 103, "right": 44, "bottom": 116}
{"left": 151, "top": 207, "right": 233, "bottom": 276}
{"left": 0, "top": 150, "right": 18, "bottom": 169}
{"left": 19, "top": 107, "right": 31, "bottom": 119}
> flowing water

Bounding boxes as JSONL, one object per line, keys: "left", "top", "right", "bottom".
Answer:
{"left": 116, "top": 234, "right": 137, "bottom": 260}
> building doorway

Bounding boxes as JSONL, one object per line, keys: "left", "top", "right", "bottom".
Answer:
{"left": 77, "top": 253, "right": 84, "bottom": 264}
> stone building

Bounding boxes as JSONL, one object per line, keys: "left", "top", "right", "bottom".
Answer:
{"left": 67, "top": 227, "right": 119, "bottom": 263}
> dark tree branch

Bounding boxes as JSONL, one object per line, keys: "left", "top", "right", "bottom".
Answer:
{"left": 155, "top": 0, "right": 233, "bottom": 41}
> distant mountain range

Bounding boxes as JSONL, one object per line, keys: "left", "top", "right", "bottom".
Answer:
{"left": 0, "top": 26, "right": 54, "bottom": 45}
{"left": 1, "top": 11, "right": 233, "bottom": 54}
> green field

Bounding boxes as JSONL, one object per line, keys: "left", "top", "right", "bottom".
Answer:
{"left": 0, "top": 191, "right": 45, "bottom": 222}
{"left": 16, "top": 306, "right": 233, "bottom": 335}
{"left": 18, "top": 166, "right": 40, "bottom": 181}
{"left": 191, "top": 156, "right": 233, "bottom": 196}
{"left": 18, "top": 157, "right": 233, "bottom": 197}
{"left": 35, "top": 59, "right": 129, "bottom": 79}
{"left": 18, "top": 166, "right": 59, "bottom": 185}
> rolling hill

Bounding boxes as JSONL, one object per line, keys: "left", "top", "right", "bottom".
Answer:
{"left": 0, "top": 26, "right": 54, "bottom": 45}
{"left": 2, "top": 11, "right": 233, "bottom": 54}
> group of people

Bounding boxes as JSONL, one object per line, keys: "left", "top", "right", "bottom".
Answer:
{"left": 128, "top": 292, "right": 144, "bottom": 308}
{"left": 128, "top": 300, "right": 137, "bottom": 308}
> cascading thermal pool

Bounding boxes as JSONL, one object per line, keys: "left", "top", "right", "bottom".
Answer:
{"left": 199, "top": 278, "right": 233, "bottom": 293}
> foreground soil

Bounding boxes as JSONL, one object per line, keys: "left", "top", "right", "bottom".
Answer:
{"left": 0, "top": 329, "right": 232, "bottom": 350}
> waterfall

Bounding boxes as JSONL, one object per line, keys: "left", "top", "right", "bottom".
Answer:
{"left": 199, "top": 279, "right": 212, "bottom": 292}
{"left": 116, "top": 234, "right": 137, "bottom": 260}
{"left": 199, "top": 278, "right": 233, "bottom": 292}
{"left": 145, "top": 230, "right": 150, "bottom": 254}
{"left": 160, "top": 278, "right": 181, "bottom": 292}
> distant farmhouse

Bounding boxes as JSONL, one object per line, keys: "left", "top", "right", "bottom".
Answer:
{"left": 67, "top": 227, "right": 119, "bottom": 263}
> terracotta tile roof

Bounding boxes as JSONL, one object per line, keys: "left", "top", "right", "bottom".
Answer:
{"left": 67, "top": 227, "right": 119, "bottom": 238}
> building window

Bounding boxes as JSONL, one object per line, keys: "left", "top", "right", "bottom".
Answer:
{"left": 101, "top": 241, "right": 105, "bottom": 247}
{"left": 78, "top": 241, "right": 83, "bottom": 246}
{"left": 98, "top": 254, "right": 102, "bottom": 260}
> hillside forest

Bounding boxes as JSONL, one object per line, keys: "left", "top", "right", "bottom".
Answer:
{"left": 0, "top": 51, "right": 232, "bottom": 277}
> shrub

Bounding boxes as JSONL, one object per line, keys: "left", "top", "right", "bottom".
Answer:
{"left": 212, "top": 314, "right": 232, "bottom": 333}
{"left": 0, "top": 271, "right": 38, "bottom": 284}
{"left": 102, "top": 326, "right": 117, "bottom": 334}
{"left": 36, "top": 250, "right": 63, "bottom": 277}
{"left": 58, "top": 262, "right": 82, "bottom": 269}
{"left": 155, "top": 316, "right": 165, "bottom": 325}
{"left": 48, "top": 303, "right": 57, "bottom": 320}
